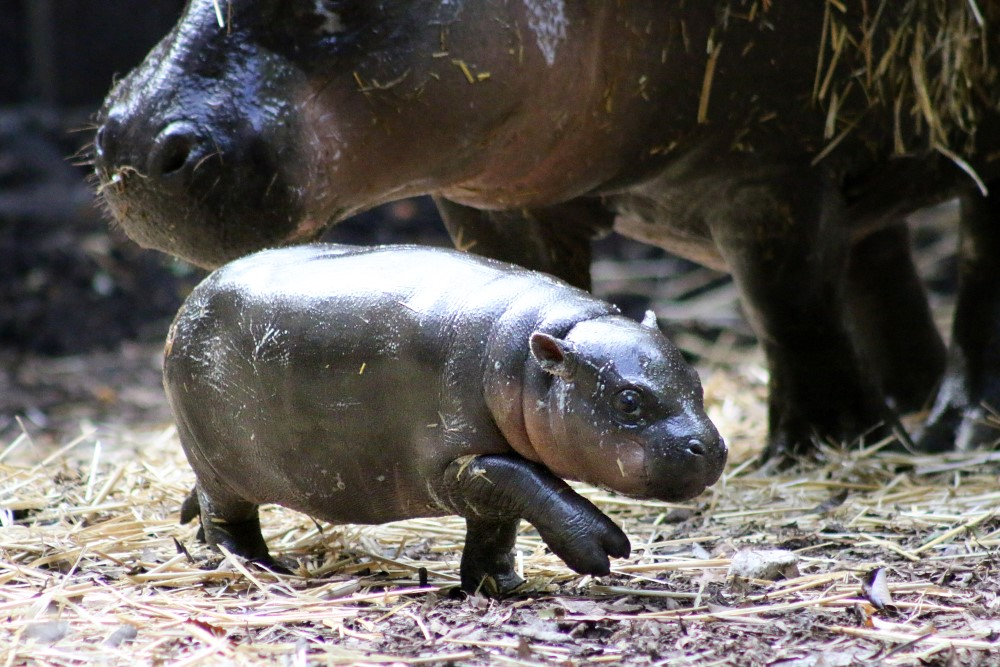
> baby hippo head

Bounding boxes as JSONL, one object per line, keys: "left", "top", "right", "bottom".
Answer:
{"left": 526, "top": 312, "right": 726, "bottom": 502}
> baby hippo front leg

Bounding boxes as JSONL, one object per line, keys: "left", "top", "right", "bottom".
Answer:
{"left": 442, "top": 455, "right": 631, "bottom": 595}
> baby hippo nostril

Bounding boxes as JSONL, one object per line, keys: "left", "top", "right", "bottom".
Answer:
{"left": 150, "top": 121, "right": 203, "bottom": 177}
{"left": 685, "top": 439, "right": 707, "bottom": 458}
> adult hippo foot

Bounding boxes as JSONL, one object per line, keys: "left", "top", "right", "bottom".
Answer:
{"left": 917, "top": 364, "right": 1000, "bottom": 453}
{"left": 761, "top": 340, "right": 897, "bottom": 462}
{"left": 917, "top": 185, "right": 1000, "bottom": 453}
{"left": 444, "top": 456, "right": 630, "bottom": 596}
{"left": 764, "top": 409, "right": 904, "bottom": 466}
{"left": 918, "top": 401, "right": 999, "bottom": 453}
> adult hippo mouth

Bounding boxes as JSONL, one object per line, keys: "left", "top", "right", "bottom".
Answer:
{"left": 96, "top": 140, "right": 309, "bottom": 269}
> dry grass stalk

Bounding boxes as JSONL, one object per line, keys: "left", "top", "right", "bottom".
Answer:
{"left": 814, "top": 0, "right": 998, "bottom": 161}
{"left": 698, "top": 34, "right": 724, "bottom": 125}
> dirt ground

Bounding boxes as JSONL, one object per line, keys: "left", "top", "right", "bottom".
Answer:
{"left": 1, "top": 209, "right": 999, "bottom": 666}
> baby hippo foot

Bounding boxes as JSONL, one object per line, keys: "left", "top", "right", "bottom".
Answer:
{"left": 180, "top": 487, "right": 291, "bottom": 574}
{"left": 444, "top": 455, "right": 631, "bottom": 597}
{"left": 460, "top": 518, "right": 524, "bottom": 596}
{"left": 180, "top": 485, "right": 202, "bottom": 532}
{"left": 460, "top": 512, "right": 629, "bottom": 598}
{"left": 203, "top": 516, "right": 292, "bottom": 575}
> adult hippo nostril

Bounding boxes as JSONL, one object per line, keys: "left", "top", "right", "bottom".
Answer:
{"left": 149, "top": 121, "right": 204, "bottom": 178}
{"left": 94, "top": 115, "right": 125, "bottom": 172}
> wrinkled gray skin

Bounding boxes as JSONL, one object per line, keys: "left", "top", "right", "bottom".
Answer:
{"left": 95, "top": 1, "right": 1000, "bottom": 457}
{"left": 164, "top": 243, "right": 725, "bottom": 594}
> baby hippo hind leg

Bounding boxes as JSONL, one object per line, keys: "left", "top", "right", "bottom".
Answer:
{"left": 442, "top": 455, "right": 630, "bottom": 597}
{"left": 182, "top": 476, "right": 290, "bottom": 574}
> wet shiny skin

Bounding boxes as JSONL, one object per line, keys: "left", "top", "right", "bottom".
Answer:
{"left": 165, "top": 244, "right": 725, "bottom": 592}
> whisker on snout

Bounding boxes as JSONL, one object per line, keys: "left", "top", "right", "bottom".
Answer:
{"left": 68, "top": 123, "right": 100, "bottom": 134}
{"left": 192, "top": 151, "right": 222, "bottom": 175}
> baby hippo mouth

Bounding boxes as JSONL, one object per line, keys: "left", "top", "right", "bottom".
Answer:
{"left": 599, "top": 429, "right": 727, "bottom": 503}
{"left": 643, "top": 431, "right": 728, "bottom": 502}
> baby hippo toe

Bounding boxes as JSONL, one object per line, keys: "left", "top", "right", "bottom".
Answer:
{"left": 549, "top": 512, "right": 631, "bottom": 577}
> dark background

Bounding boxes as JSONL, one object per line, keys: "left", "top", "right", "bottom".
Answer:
{"left": 0, "top": 0, "right": 463, "bottom": 356}
{"left": 2, "top": 0, "right": 194, "bottom": 354}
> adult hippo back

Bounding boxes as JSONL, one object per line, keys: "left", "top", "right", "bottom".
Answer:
{"left": 94, "top": 1, "right": 1000, "bottom": 457}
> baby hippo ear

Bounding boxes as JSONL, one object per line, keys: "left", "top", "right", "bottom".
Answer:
{"left": 529, "top": 332, "right": 577, "bottom": 379}
{"left": 641, "top": 310, "right": 659, "bottom": 330}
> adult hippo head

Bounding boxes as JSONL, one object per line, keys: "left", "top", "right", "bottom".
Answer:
{"left": 95, "top": 0, "right": 673, "bottom": 269}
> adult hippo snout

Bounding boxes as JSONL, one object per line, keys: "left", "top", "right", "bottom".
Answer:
{"left": 97, "top": 114, "right": 209, "bottom": 183}
{"left": 94, "top": 1, "right": 313, "bottom": 268}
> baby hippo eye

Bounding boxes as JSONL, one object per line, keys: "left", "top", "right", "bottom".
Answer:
{"left": 613, "top": 389, "right": 643, "bottom": 418}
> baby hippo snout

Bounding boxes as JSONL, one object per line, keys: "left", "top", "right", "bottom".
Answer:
{"left": 645, "top": 417, "right": 727, "bottom": 502}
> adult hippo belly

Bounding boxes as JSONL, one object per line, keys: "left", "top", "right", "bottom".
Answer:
{"left": 93, "top": 1, "right": 1000, "bottom": 458}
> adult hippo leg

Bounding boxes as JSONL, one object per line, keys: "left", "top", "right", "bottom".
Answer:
{"left": 844, "top": 223, "right": 946, "bottom": 413}
{"left": 919, "top": 184, "right": 1000, "bottom": 451}
{"left": 704, "top": 161, "right": 890, "bottom": 459}
{"left": 434, "top": 198, "right": 615, "bottom": 290}
{"left": 442, "top": 455, "right": 630, "bottom": 596}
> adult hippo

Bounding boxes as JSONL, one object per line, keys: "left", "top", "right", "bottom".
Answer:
{"left": 93, "top": 1, "right": 1000, "bottom": 458}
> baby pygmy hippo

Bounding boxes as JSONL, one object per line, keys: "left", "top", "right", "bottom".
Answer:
{"left": 164, "top": 244, "right": 726, "bottom": 595}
